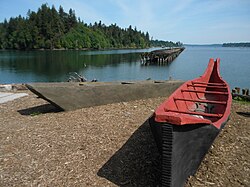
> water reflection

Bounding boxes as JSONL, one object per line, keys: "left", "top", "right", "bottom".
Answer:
{"left": 0, "top": 47, "right": 249, "bottom": 89}
{"left": 0, "top": 49, "right": 157, "bottom": 83}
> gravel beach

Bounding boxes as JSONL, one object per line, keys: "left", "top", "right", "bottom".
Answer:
{"left": 0, "top": 90, "right": 249, "bottom": 186}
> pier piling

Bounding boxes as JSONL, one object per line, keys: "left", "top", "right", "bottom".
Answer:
{"left": 141, "top": 47, "right": 185, "bottom": 65}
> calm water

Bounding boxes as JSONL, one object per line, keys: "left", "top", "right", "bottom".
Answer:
{"left": 0, "top": 46, "right": 249, "bottom": 89}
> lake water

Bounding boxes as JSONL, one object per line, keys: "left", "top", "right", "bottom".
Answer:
{"left": 0, "top": 46, "right": 249, "bottom": 89}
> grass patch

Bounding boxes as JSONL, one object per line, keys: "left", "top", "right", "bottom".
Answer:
{"left": 233, "top": 97, "right": 250, "bottom": 104}
{"left": 30, "top": 112, "right": 41, "bottom": 116}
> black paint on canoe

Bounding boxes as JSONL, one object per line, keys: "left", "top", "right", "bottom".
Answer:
{"left": 149, "top": 116, "right": 228, "bottom": 187}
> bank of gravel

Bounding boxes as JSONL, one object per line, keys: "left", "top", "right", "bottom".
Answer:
{"left": 0, "top": 90, "right": 249, "bottom": 186}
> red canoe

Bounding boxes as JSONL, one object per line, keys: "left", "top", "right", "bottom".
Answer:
{"left": 149, "top": 58, "right": 232, "bottom": 187}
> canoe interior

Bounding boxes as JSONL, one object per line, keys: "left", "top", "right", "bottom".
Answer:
{"left": 154, "top": 58, "right": 232, "bottom": 129}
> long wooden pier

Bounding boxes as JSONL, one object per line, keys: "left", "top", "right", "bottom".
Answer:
{"left": 141, "top": 47, "right": 185, "bottom": 65}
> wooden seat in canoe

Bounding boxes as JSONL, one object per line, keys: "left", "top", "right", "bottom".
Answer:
{"left": 181, "top": 89, "right": 229, "bottom": 95}
{"left": 165, "top": 109, "right": 223, "bottom": 118}
{"left": 173, "top": 97, "right": 227, "bottom": 105}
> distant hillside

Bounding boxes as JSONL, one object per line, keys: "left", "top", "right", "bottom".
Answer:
{"left": 222, "top": 42, "right": 250, "bottom": 47}
{"left": 184, "top": 44, "right": 222, "bottom": 47}
{"left": 0, "top": 4, "right": 181, "bottom": 50}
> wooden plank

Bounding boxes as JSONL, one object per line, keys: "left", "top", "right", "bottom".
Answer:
{"left": 191, "top": 81, "right": 226, "bottom": 86}
{"left": 187, "top": 84, "right": 227, "bottom": 89}
{"left": 181, "top": 89, "right": 228, "bottom": 95}
{"left": 173, "top": 97, "right": 227, "bottom": 105}
{"left": 165, "top": 109, "right": 223, "bottom": 118}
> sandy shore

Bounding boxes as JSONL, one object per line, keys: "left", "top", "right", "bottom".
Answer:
{"left": 0, "top": 90, "right": 249, "bottom": 186}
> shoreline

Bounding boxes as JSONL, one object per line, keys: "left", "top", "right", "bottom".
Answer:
{"left": 0, "top": 46, "right": 152, "bottom": 52}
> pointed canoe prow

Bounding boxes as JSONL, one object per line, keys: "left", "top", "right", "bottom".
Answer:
{"left": 201, "top": 58, "right": 222, "bottom": 84}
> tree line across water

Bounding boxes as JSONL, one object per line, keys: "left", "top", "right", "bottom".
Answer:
{"left": 0, "top": 4, "right": 182, "bottom": 50}
{"left": 222, "top": 43, "right": 250, "bottom": 47}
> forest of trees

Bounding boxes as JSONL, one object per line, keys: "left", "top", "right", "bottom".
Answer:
{"left": 0, "top": 4, "right": 182, "bottom": 50}
{"left": 151, "top": 40, "right": 183, "bottom": 47}
{"left": 222, "top": 42, "right": 250, "bottom": 47}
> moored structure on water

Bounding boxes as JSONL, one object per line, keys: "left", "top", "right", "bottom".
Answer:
{"left": 141, "top": 47, "right": 185, "bottom": 65}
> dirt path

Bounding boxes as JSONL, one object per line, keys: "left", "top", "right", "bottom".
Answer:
{"left": 0, "top": 91, "right": 249, "bottom": 186}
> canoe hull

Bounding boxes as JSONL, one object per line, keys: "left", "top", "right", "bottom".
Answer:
{"left": 149, "top": 59, "right": 232, "bottom": 186}
{"left": 149, "top": 116, "right": 228, "bottom": 187}
{"left": 26, "top": 80, "right": 184, "bottom": 111}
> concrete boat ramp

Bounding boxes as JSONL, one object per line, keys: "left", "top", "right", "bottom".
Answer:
{"left": 0, "top": 92, "right": 28, "bottom": 104}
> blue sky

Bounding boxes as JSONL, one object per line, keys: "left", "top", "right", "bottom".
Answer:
{"left": 0, "top": 0, "right": 250, "bottom": 44}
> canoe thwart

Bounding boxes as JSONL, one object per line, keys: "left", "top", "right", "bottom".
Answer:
{"left": 181, "top": 89, "right": 229, "bottom": 95}
{"left": 173, "top": 97, "right": 227, "bottom": 105}
{"left": 187, "top": 84, "right": 227, "bottom": 89}
{"left": 191, "top": 81, "right": 226, "bottom": 86}
{"left": 165, "top": 109, "right": 223, "bottom": 118}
